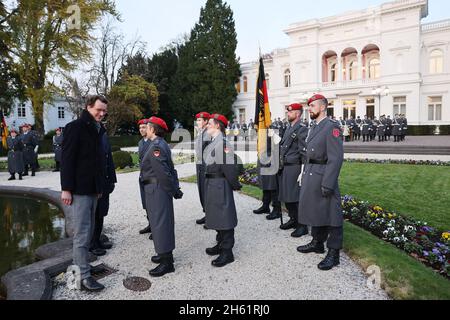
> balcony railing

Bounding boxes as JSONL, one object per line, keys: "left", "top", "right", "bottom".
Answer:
{"left": 421, "top": 19, "right": 450, "bottom": 32}
{"left": 321, "top": 78, "right": 379, "bottom": 88}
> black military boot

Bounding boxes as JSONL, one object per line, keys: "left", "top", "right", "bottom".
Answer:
{"left": 253, "top": 205, "right": 270, "bottom": 215}
{"left": 212, "top": 249, "right": 235, "bottom": 268}
{"left": 206, "top": 245, "right": 220, "bottom": 256}
{"left": 291, "top": 224, "right": 309, "bottom": 238}
{"left": 151, "top": 254, "right": 162, "bottom": 264}
{"left": 297, "top": 240, "right": 325, "bottom": 254}
{"left": 31, "top": 169, "right": 36, "bottom": 177}
{"left": 149, "top": 253, "right": 175, "bottom": 277}
{"left": 19, "top": 174, "right": 23, "bottom": 180}
{"left": 266, "top": 207, "right": 282, "bottom": 220}
{"left": 81, "top": 277, "right": 105, "bottom": 292}
{"left": 196, "top": 216, "right": 206, "bottom": 224}
{"left": 139, "top": 224, "right": 152, "bottom": 235}
{"left": 8, "top": 174, "right": 16, "bottom": 181}
{"left": 280, "top": 218, "right": 296, "bottom": 230}
{"left": 318, "top": 249, "right": 340, "bottom": 271}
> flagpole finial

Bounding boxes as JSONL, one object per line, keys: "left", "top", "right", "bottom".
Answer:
{"left": 258, "top": 41, "right": 262, "bottom": 58}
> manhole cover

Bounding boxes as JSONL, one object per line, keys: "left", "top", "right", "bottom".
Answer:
{"left": 123, "top": 277, "right": 152, "bottom": 292}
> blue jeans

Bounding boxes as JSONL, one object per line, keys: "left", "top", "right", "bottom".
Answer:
{"left": 71, "top": 195, "right": 98, "bottom": 280}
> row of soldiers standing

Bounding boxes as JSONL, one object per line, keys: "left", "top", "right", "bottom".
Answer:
{"left": 253, "top": 94, "right": 345, "bottom": 271}
{"left": 6, "top": 125, "right": 64, "bottom": 181}
{"left": 136, "top": 113, "right": 241, "bottom": 277}
{"left": 339, "top": 114, "right": 408, "bottom": 143}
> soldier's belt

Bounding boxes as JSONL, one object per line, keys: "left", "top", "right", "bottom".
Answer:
{"left": 308, "top": 159, "right": 328, "bottom": 165}
{"left": 205, "top": 173, "right": 225, "bottom": 179}
{"left": 142, "top": 178, "right": 158, "bottom": 185}
{"left": 284, "top": 162, "right": 302, "bottom": 167}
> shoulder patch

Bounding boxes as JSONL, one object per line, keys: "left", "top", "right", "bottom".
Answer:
{"left": 332, "top": 128, "right": 341, "bottom": 138}
{"left": 153, "top": 148, "right": 161, "bottom": 157}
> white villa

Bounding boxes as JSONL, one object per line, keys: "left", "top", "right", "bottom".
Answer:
{"left": 233, "top": 0, "right": 450, "bottom": 126}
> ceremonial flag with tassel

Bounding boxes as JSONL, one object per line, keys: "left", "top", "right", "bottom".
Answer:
{"left": 0, "top": 111, "right": 9, "bottom": 150}
{"left": 254, "top": 57, "right": 272, "bottom": 158}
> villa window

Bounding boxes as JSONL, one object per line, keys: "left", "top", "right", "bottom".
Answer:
{"left": 429, "top": 49, "right": 444, "bottom": 74}
{"left": 369, "top": 58, "right": 380, "bottom": 79}
{"left": 284, "top": 69, "right": 291, "bottom": 88}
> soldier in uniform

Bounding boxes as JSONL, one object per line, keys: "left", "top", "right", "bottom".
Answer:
{"left": 401, "top": 114, "right": 408, "bottom": 141}
{"left": 138, "top": 119, "right": 153, "bottom": 237}
{"left": 7, "top": 129, "right": 25, "bottom": 181}
{"left": 253, "top": 123, "right": 282, "bottom": 221}
{"left": 298, "top": 94, "right": 344, "bottom": 271}
{"left": 21, "top": 124, "right": 39, "bottom": 176}
{"left": 194, "top": 112, "right": 212, "bottom": 226}
{"left": 385, "top": 115, "right": 393, "bottom": 141}
{"left": 278, "top": 103, "right": 309, "bottom": 237}
{"left": 52, "top": 128, "right": 63, "bottom": 172}
{"left": 376, "top": 118, "right": 385, "bottom": 142}
{"left": 354, "top": 116, "right": 362, "bottom": 141}
{"left": 141, "top": 117, "right": 183, "bottom": 277}
{"left": 392, "top": 114, "right": 402, "bottom": 143}
{"left": 204, "top": 114, "right": 242, "bottom": 267}
{"left": 362, "top": 116, "right": 370, "bottom": 142}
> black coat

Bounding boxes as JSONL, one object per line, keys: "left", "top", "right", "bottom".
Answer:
{"left": 60, "top": 110, "right": 106, "bottom": 195}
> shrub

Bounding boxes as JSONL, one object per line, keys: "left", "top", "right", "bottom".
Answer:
{"left": 112, "top": 151, "right": 133, "bottom": 169}
{"left": 111, "top": 145, "right": 121, "bottom": 153}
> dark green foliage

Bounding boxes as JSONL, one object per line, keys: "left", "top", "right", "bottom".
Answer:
{"left": 112, "top": 151, "right": 133, "bottom": 169}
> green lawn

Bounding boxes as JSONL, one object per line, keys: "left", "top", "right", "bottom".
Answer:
{"left": 340, "top": 163, "right": 450, "bottom": 231}
{"left": 180, "top": 164, "right": 450, "bottom": 300}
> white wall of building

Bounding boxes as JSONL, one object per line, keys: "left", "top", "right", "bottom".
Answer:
{"left": 5, "top": 96, "right": 76, "bottom": 133}
{"left": 233, "top": 0, "right": 450, "bottom": 126}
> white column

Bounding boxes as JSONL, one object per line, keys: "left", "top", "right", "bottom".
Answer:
{"left": 337, "top": 57, "right": 342, "bottom": 82}
{"left": 359, "top": 54, "right": 364, "bottom": 80}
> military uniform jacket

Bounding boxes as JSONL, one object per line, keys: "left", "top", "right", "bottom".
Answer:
{"left": 386, "top": 118, "right": 393, "bottom": 134}
{"left": 298, "top": 118, "right": 344, "bottom": 227}
{"left": 204, "top": 135, "right": 241, "bottom": 231}
{"left": 21, "top": 132, "right": 38, "bottom": 166}
{"left": 53, "top": 134, "right": 64, "bottom": 163}
{"left": 278, "top": 121, "right": 308, "bottom": 203}
{"left": 141, "top": 137, "right": 179, "bottom": 254}
{"left": 7, "top": 137, "right": 25, "bottom": 174}
{"left": 138, "top": 138, "right": 151, "bottom": 209}
{"left": 392, "top": 119, "right": 402, "bottom": 136}
{"left": 376, "top": 121, "right": 385, "bottom": 136}
{"left": 362, "top": 120, "right": 371, "bottom": 135}
{"left": 258, "top": 131, "right": 279, "bottom": 191}
{"left": 195, "top": 129, "right": 211, "bottom": 211}
{"left": 401, "top": 118, "right": 408, "bottom": 133}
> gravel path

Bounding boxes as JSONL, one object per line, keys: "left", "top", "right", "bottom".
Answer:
{"left": 1, "top": 164, "right": 388, "bottom": 300}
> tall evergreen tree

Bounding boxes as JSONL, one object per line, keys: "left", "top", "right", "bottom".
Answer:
{"left": 171, "top": 0, "right": 241, "bottom": 128}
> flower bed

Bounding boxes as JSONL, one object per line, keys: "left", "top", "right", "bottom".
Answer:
{"left": 342, "top": 195, "right": 450, "bottom": 279}
{"left": 238, "top": 164, "right": 450, "bottom": 279}
{"left": 345, "top": 159, "right": 450, "bottom": 166}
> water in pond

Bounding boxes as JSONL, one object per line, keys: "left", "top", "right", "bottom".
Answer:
{"left": 0, "top": 195, "right": 65, "bottom": 299}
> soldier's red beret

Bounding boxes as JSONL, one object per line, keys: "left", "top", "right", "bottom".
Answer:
{"left": 286, "top": 103, "right": 303, "bottom": 111}
{"left": 210, "top": 114, "right": 229, "bottom": 127}
{"left": 138, "top": 119, "right": 149, "bottom": 126}
{"left": 149, "top": 116, "right": 169, "bottom": 132}
{"left": 196, "top": 112, "right": 211, "bottom": 120}
{"left": 56, "top": 128, "right": 62, "bottom": 132}
{"left": 10, "top": 128, "right": 17, "bottom": 134}
{"left": 307, "top": 94, "right": 327, "bottom": 106}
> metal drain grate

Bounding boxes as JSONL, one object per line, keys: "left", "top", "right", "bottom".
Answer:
{"left": 91, "top": 264, "right": 118, "bottom": 281}
{"left": 123, "top": 277, "right": 152, "bottom": 292}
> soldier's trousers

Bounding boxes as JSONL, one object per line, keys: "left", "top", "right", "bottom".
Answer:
{"left": 262, "top": 190, "right": 281, "bottom": 210}
{"left": 285, "top": 202, "right": 298, "bottom": 221}
{"left": 312, "top": 226, "right": 343, "bottom": 250}
{"left": 215, "top": 229, "right": 235, "bottom": 251}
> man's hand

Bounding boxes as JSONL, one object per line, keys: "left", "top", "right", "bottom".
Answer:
{"left": 321, "top": 187, "right": 334, "bottom": 198}
{"left": 61, "top": 191, "right": 73, "bottom": 206}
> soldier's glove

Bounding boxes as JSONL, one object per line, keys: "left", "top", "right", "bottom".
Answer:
{"left": 321, "top": 187, "right": 334, "bottom": 198}
{"left": 174, "top": 189, "right": 184, "bottom": 200}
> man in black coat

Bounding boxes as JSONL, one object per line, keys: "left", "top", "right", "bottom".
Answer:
{"left": 60, "top": 95, "right": 108, "bottom": 292}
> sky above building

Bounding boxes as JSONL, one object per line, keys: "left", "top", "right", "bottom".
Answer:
{"left": 114, "top": 0, "right": 447, "bottom": 63}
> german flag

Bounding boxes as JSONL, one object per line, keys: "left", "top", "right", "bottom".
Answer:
{"left": 254, "top": 57, "right": 272, "bottom": 158}
{"left": 1, "top": 111, "right": 9, "bottom": 150}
